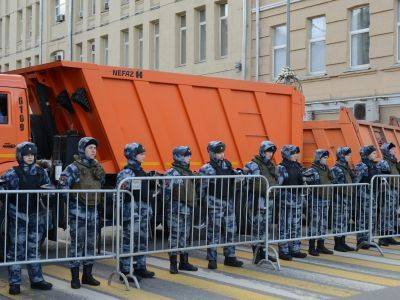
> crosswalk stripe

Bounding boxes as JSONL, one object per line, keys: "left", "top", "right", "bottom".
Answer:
{"left": 153, "top": 253, "right": 358, "bottom": 298}
{"left": 42, "top": 264, "right": 171, "bottom": 300}
{"left": 100, "top": 259, "right": 279, "bottom": 300}
{"left": 233, "top": 248, "right": 400, "bottom": 287}
{"left": 307, "top": 252, "right": 400, "bottom": 272}
{"left": 332, "top": 251, "right": 400, "bottom": 266}
{"left": 42, "top": 275, "right": 119, "bottom": 299}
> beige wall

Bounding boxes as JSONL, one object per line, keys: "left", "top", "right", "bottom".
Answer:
{"left": 0, "top": 0, "right": 246, "bottom": 80}
{"left": 250, "top": 0, "right": 400, "bottom": 123}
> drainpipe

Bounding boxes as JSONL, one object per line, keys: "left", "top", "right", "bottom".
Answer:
{"left": 241, "top": 0, "right": 248, "bottom": 79}
{"left": 286, "top": 0, "right": 291, "bottom": 68}
{"left": 39, "top": 0, "right": 44, "bottom": 64}
{"left": 255, "top": 0, "right": 260, "bottom": 81}
{"left": 68, "top": 0, "right": 73, "bottom": 60}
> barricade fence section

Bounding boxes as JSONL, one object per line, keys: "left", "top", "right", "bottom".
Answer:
{"left": 265, "top": 183, "right": 371, "bottom": 245}
{"left": 370, "top": 175, "right": 400, "bottom": 241}
{"left": 0, "top": 175, "right": 398, "bottom": 290}
{"left": 0, "top": 189, "right": 120, "bottom": 267}
{"left": 115, "top": 175, "right": 271, "bottom": 258}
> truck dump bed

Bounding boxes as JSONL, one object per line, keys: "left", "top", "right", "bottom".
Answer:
{"left": 12, "top": 61, "right": 304, "bottom": 173}
{"left": 303, "top": 108, "right": 400, "bottom": 166}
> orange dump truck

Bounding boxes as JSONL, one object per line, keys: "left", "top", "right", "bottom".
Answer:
{"left": 0, "top": 61, "right": 304, "bottom": 182}
{"left": 303, "top": 108, "right": 400, "bottom": 167}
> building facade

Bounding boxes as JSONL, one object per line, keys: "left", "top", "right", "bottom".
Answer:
{"left": 250, "top": 0, "right": 400, "bottom": 123}
{"left": 0, "top": 0, "right": 247, "bottom": 79}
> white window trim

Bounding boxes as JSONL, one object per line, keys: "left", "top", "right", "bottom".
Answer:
{"left": 90, "top": 41, "right": 96, "bottom": 63}
{"left": 397, "top": 1, "right": 400, "bottom": 62}
{"left": 198, "top": 10, "right": 206, "bottom": 62}
{"left": 123, "top": 31, "right": 129, "bottom": 67}
{"left": 349, "top": 8, "right": 370, "bottom": 69}
{"left": 103, "top": 37, "right": 109, "bottom": 65}
{"left": 272, "top": 44, "right": 286, "bottom": 79}
{"left": 137, "top": 27, "right": 144, "bottom": 68}
{"left": 55, "top": 0, "right": 66, "bottom": 22}
{"left": 179, "top": 15, "right": 187, "bottom": 66}
{"left": 309, "top": 18, "right": 326, "bottom": 76}
{"left": 153, "top": 23, "right": 160, "bottom": 69}
{"left": 219, "top": 4, "right": 228, "bottom": 58}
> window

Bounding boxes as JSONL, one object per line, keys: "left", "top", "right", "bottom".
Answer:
{"left": 55, "top": 0, "right": 66, "bottom": 22}
{"left": 16, "top": 60, "right": 22, "bottom": 69}
{"left": 179, "top": 14, "right": 187, "bottom": 65}
{"left": 75, "top": 43, "right": 83, "bottom": 61}
{"left": 17, "top": 10, "right": 22, "bottom": 42}
{"left": 27, "top": 6, "right": 33, "bottom": 39}
{"left": 397, "top": 0, "right": 400, "bottom": 61}
{"left": 35, "top": 3, "right": 40, "bottom": 42}
{"left": 135, "top": 0, "right": 144, "bottom": 14}
{"left": 5, "top": 16, "right": 9, "bottom": 50}
{"left": 25, "top": 57, "right": 31, "bottom": 67}
{"left": 198, "top": 8, "right": 206, "bottom": 62}
{"left": 122, "top": 30, "right": 130, "bottom": 67}
{"left": 103, "top": 0, "right": 110, "bottom": 12}
{"left": 219, "top": 3, "right": 228, "bottom": 57}
{"left": 0, "top": 19, "right": 2, "bottom": 49}
{"left": 88, "top": 40, "right": 96, "bottom": 63}
{"left": 135, "top": 26, "right": 143, "bottom": 68}
{"left": 273, "top": 24, "right": 287, "bottom": 78}
{"left": 4, "top": 64, "right": 9, "bottom": 72}
{"left": 77, "top": 0, "right": 84, "bottom": 19}
{"left": 350, "top": 6, "right": 370, "bottom": 68}
{"left": 52, "top": 50, "right": 64, "bottom": 61}
{"left": 0, "top": 94, "right": 8, "bottom": 124}
{"left": 152, "top": 22, "right": 160, "bottom": 69}
{"left": 309, "top": 16, "right": 326, "bottom": 74}
{"left": 90, "top": 0, "right": 96, "bottom": 15}
{"left": 101, "top": 35, "right": 109, "bottom": 65}
{"left": 35, "top": 55, "right": 40, "bottom": 65}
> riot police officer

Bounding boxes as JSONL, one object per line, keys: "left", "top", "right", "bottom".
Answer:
{"left": 59, "top": 137, "right": 104, "bottom": 289}
{"left": 1, "top": 142, "right": 53, "bottom": 295}
{"left": 164, "top": 146, "right": 198, "bottom": 274}
{"left": 199, "top": 141, "right": 244, "bottom": 269}
{"left": 243, "top": 141, "right": 278, "bottom": 264}
{"left": 116, "top": 143, "right": 155, "bottom": 280}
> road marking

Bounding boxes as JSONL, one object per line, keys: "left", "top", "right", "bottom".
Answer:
{"left": 42, "top": 264, "right": 171, "bottom": 300}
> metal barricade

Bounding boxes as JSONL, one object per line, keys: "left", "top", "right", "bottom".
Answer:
{"left": 370, "top": 175, "right": 400, "bottom": 253}
{"left": 0, "top": 189, "right": 121, "bottom": 267}
{"left": 265, "top": 183, "right": 373, "bottom": 266}
{"left": 110, "top": 174, "right": 278, "bottom": 289}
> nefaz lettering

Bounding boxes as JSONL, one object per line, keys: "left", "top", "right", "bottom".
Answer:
{"left": 112, "top": 69, "right": 143, "bottom": 78}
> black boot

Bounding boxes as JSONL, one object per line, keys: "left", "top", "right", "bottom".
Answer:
{"left": 317, "top": 239, "right": 334, "bottom": 255}
{"left": 70, "top": 267, "right": 81, "bottom": 289}
{"left": 308, "top": 239, "right": 319, "bottom": 256}
{"left": 31, "top": 280, "right": 53, "bottom": 290}
{"left": 252, "top": 246, "right": 266, "bottom": 264}
{"left": 179, "top": 253, "right": 198, "bottom": 271}
{"left": 134, "top": 267, "right": 155, "bottom": 278}
{"left": 279, "top": 253, "right": 293, "bottom": 261}
{"left": 82, "top": 265, "right": 100, "bottom": 286}
{"left": 334, "top": 236, "right": 348, "bottom": 252}
{"left": 290, "top": 251, "right": 307, "bottom": 258}
{"left": 224, "top": 257, "right": 244, "bottom": 267}
{"left": 379, "top": 238, "right": 390, "bottom": 246}
{"left": 9, "top": 284, "right": 20, "bottom": 295}
{"left": 169, "top": 255, "right": 179, "bottom": 274}
{"left": 386, "top": 237, "right": 400, "bottom": 245}
{"left": 341, "top": 236, "right": 355, "bottom": 251}
{"left": 208, "top": 260, "right": 217, "bottom": 269}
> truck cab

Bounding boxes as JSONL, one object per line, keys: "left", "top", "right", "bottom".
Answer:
{"left": 0, "top": 75, "right": 30, "bottom": 174}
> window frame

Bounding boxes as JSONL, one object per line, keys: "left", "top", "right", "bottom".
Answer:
{"left": 219, "top": 3, "right": 228, "bottom": 58}
{"left": 153, "top": 22, "right": 160, "bottom": 69}
{"left": 198, "top": 8, "right": 206, "bottom": 62}
{"left": 272, "top": 24, "right": 287, "bottom": 79}
{"left": 179, "top": 14, "right": 187, "bottom": 65}
{"left": 308, "top": 16, "right": 326, "bottom": 75}
{"left": 349, "top": 6, "right": 370, "bottom": 69}
{"left": 0, "top": 93, "right": 9, "bottom": 125}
